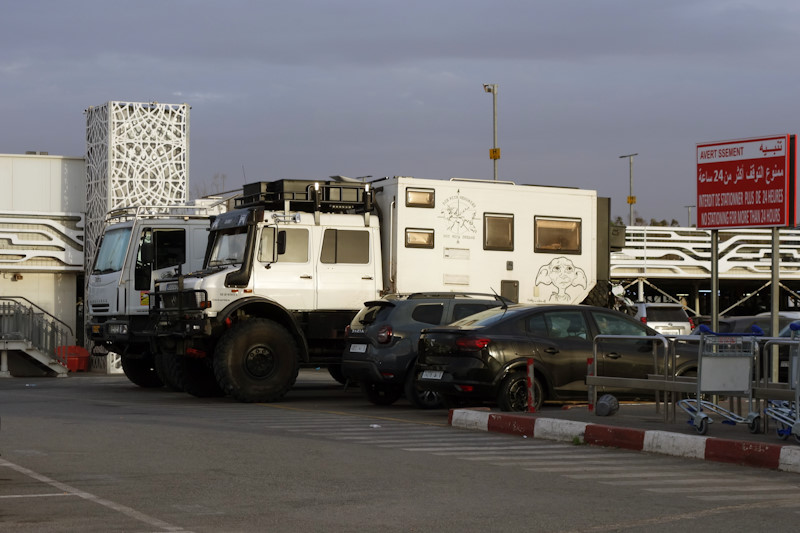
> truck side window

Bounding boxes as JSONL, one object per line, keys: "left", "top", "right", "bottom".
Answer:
{"left": 534, "top": 217, "right": 581, "bottom": 254}
{"left": 153, "top": 229, "right": 186, "bottom": 270}
{"left": 320, "top": 229, "right": 369, "bottom": 264}
{"left": 484, "top": 213, "right": 514, "bottom": 251}
{"left": 259, "top": 228, "right": 309, "bottom": 263}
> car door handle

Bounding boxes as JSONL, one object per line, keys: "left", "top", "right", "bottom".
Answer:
{"left": 605, "top": 352, "right": 621, "bottom": 360}
{"left": 361, "top": 276, "right": 373, "bottom": 280}
{"left": 544, "top": 347, "right": 559, "bottom": 354}
{"left": 300, "top": 275, "right": 312, "bottom": 279}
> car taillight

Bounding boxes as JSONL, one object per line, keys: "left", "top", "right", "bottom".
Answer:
{"left": 345, "top": 325, "right": 351, "bottom": 337}
{"left": 377, "top": 325, "right": 393, "bottom": 344}
{"left": 688, "top": 317, "right": 695, "bottom": 329}
{"left": 455, "top": 336, "right": 490, "bottom": 350}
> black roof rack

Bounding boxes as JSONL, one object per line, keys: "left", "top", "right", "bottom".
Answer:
{"left": 236, "top": 179, "right": 373, "bottom": 214}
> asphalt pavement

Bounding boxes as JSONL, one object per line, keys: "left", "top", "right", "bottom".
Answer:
{"left": 449, "top": 399, "right": 800, "bottom": 473}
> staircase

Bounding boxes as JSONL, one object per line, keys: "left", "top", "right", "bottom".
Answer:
{"left": 0, "top": 297, "right": 73, "bottom": 377}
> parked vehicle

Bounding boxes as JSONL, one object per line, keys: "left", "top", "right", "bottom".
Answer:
{"left": 150, "top": 177, "right": 614, "bottom": 402}
{"left": 342, "top": 292, "right": 508, "bottom": 408}
{"left": 692, "top": 315, "right": 796, "bottom": 336}
{"left": 631, "top": 302, "right": 694, "bottom": 335}
{"left": 85, "top": 201, "right": 229, "bottom": 389}
{"left": 415, "top": 304, "right": 699, "bottom": 411}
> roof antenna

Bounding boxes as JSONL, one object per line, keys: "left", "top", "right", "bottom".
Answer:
{"left": 242, "top": 165, "right": 248, "bottom": 184}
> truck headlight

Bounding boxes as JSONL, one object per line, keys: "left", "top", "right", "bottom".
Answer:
{"left": 108, "top": 324, "right": 128, "bottom": 335}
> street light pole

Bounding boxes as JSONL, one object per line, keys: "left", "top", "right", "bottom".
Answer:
{"left": 620, "top": 153, "right": 638, "bottom": 225}
{"left": 484, "top": 84, "right": 499, "bottom": 180}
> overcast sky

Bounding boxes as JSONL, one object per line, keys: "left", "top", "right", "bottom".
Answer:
{"left": 2, "top": 0, "right": 799, "bottom": 224}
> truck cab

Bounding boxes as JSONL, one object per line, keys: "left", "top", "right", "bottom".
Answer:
{"left": 86, "top": 206, "right": 218, "bottom": 387}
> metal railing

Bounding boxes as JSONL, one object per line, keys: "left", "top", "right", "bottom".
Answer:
{"left": 0, "top": 297, "right": 74, "bottom": 367}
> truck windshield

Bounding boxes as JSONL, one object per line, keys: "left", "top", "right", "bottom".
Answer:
{"left": 92, "top": 227, "right": 132, "bottom": 274}
{"left": 208, "top": 228, "right": 247, "bottom": 266}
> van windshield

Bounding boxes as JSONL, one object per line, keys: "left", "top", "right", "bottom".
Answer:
{"left": 92, "top": 227, "right": 132, "bottom": 274}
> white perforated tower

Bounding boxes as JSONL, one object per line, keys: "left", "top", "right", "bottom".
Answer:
{"left": 84, "top": 101, "right": 190, "bottom": 272}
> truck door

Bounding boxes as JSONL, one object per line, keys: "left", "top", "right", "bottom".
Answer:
{"left": 253, "top": 226, "right": 315, "bottom": 310}
{"left": 316, "top": 227, "right": 378, "bottom": 310}
{"left": 131, "top": 228, "right": 187, "bottom": 314}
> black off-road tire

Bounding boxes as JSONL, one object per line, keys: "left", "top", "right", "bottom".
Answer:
{"left": 362, "top": 382, "right": 403, "bottom": 406}
{"left": 121, "top": 354, "right": 163, "bottom": 388}
{"left": 154, "top": 350, "right": 183, "bottom": 392}
{"left": 182, "top": 356, "right": 225, "bottom": 398}
{"left": 581, "top": 281, "right": 611, "bottom": 308}
{"left": 498, "top": 371, "right": 543, "bottom": 412}
{"left": 327, "top": 364, "right": 348, "bottom": 385}
{"left": 213, "top": 319, "right": 300, "bottom": 403}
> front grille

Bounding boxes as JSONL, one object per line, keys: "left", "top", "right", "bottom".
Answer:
{"left": 90, "top": 303, "right": 110, "bottom": 313}
{"left": 152, "top": 289, "right": 207, "bottom": 312}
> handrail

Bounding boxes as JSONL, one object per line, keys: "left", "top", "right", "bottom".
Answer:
{"left": 0, "top": 298, "right": 75, "bottom": 367}
{"left": 0, "top": 296, "right": 74, "bottom": 337}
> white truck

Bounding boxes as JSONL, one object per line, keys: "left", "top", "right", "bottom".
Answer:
{"left": 150, "top": 176, "right": 613, "bottom": 401}
{"left": 86, "top": 202, "right": 228, "bottom": 388}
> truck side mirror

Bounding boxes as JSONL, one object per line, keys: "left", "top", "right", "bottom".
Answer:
{"left": 140, "top": 236, "right": 154, "bottom": 264}
{"left": 134, "top": 263, "right": 152, "bottom": 291}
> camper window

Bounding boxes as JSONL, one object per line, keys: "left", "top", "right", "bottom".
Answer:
{"left": 483, "top": 213, "right": 514, "bottom": 251}
{"left": 534, "top": 217, "right": 581, "bottom": 254}
{"left": 405, "top": 228, "right": 434, "bottom": 248}
{"left": 405, "top": 188, "right": 435, "bottom": 208}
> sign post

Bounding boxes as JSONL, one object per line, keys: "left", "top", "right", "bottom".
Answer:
{"left": 697, "top": 135, "right": 796, "bottom": 377}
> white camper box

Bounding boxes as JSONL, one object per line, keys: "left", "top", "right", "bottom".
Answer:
{"left": 374, "top": 177, "right": 597, "bottom": 304}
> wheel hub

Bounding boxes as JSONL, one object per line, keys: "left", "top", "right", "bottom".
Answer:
{"left": 244, "top": 346, "right": 276, "bottom": 379}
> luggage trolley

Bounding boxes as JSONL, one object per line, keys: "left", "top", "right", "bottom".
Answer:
{"left": 764, "top": 323, "right": 800, "bottom": 442}
{"left": 678, "top": 325, "right": 761, "bottom": 435}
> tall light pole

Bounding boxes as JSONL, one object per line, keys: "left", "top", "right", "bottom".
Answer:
{"left": 483, "top": 84, "right": 499, "bottom": 180}
{"left": 620, "top": 153, "right": 638, "bottom": 225}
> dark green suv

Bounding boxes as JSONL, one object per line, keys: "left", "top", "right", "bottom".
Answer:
{"left": 342, "top": 293, "right": 508, "bottom": 408}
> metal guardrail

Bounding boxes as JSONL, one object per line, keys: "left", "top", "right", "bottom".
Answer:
{"left": 588, "top": 333, "right": 687, "bottom": 423}
{"left": 0, "top": 298, "right": 74, "bottom": 367}
{"left": 587, "top": 332, "right": 800, "bottom": 429}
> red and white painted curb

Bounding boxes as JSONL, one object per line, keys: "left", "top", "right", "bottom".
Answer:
{"left": 449, "top": 408, "right": 800, "bottom": 473}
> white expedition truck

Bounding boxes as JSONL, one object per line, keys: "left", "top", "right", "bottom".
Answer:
{"left": 150, "top": 176, "right": 614, "bottom": 402}
{"left": 86, "top": 202, "right": 228, "bottom": 388}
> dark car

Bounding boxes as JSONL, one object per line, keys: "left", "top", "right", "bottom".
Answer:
{"left": 342, "top": 292, "right": 508, "bottom": 408}
{"left": 414, "top": 303, "right": 699, "bottom": 411}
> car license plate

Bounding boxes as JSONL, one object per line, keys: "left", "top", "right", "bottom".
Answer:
{"left": 349, "top": 344, "right": 367, "bottom": 353}
{"left": 421, "top": 370, "right": 443, "bottom": 380}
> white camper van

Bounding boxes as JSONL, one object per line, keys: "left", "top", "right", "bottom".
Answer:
{"left": 150, "top": 177, "right": 611, "bottom": 402}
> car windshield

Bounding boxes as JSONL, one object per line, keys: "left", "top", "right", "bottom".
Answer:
{"left": 92, "top": 226, "right": 132, "bottom": 274}
{"left": 207, "top": 228, "right": 247, "bottom": 266}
